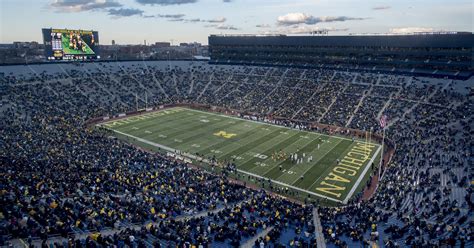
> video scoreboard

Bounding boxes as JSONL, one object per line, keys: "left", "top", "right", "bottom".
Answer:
{"left": 42, "top": 28, "right": 100, "bottom": 61}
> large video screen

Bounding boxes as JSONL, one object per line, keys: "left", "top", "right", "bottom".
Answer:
{"left": 43, "top": 28, "right": 100, "bottom": 61}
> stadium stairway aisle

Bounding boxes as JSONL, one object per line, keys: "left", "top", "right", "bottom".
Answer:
{"left": 240, "top": 227, "right": 274, "bottom": 248}
{"left": 313, "top": 208, "right": 326, "bottom": 248}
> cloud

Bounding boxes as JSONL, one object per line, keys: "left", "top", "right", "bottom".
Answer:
{"left": 206, "top": 17, "right": 226, "bottom": 23}
{"left": 277, "top": 13, "right": 367, "bottom": 26}
{"left": 256, "top": 24, "right": 271, "bottom": 28}
{"left": 187, "top": 18, "right": 202, "bottom": 22}
{"left": 184, "top": 17, "right": 226, "bottom": 23}
{"left": 264, "top": 25, "right": 348, "bottom": 35}
{"left": 51, "top": 0, "right": 121, "bottom": 12}
{"left": 372, "top": 6, "right": 391, "bottom": 10}
{"left": 169, "top": 18, "right": 185, "bottom": 22}
{"left": 216, "top": 24, "right": 238, "bottom": 30}
{"left": 223, "top": 0, "right": 233, "bottom": 2}
{"left": 136, "top": 0, "right": 197, "bottom": 5}
{"left": 158, "top": 14, "right": 185, "bottom": 18}
{"left": 108, "top": 8, "right": 144, "bottom": 17}
{"left": 277, "top": 13, "right": 311, "bottom": 25}
{"left": 144, "top": 15, "right": 226, "bottom": 23}
{"left": 389, "top": 27, "right": 436, "bottom": 34}
{"left": 292, "top": 26, "right": 348, "bottom": 34}
{"left": 142, "top": 13, "right": 186, "bottom": 20}
{"left": 205, "top": 24, "right": 238, "bottom": 30}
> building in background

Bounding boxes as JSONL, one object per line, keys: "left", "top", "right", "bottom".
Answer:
{"left": 153, "top": 42, "right": 171, "bottom": 48}
{"left": 0, "top": 40, "right": 208, "bottom": 64}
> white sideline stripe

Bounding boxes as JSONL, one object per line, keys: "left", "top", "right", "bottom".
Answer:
{"left": 107, "top": 129, "right": 344, "bottom": 204}
{"left": 112, "top": 129, "right": 177, "bottom": 154}
{"left": 342, "top": 145, "right": 382, "bottom": 204}
{"left": 235, "top": 168, "right": 342, "bottom": 203}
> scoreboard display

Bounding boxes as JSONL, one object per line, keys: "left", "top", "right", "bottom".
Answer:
{"left": 42, "top": 28, "right": 100, "bottom": 61}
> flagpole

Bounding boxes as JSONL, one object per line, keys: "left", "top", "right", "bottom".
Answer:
{"left": 369, "top": 127, "right": 372, "bottom": 150}
{"left": 379, "top": 126, "right": 385, "bottom": 180}
{"left": 135, "top": 93, "right": 138, "bottom": 111}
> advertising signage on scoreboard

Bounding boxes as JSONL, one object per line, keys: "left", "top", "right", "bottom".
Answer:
{"left": 42, "top": 28, "right": 100, "bottom": 61}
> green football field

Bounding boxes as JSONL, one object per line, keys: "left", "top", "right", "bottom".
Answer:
{"left": 99, "top": 107, "right": 381, "bottom": 204}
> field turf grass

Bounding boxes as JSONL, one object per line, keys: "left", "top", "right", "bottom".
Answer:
{"left": 100, "top": 107, "right": 381, "bottom": 204}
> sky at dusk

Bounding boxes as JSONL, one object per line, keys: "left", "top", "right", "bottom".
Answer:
{"left": 0, "top": 0, "right": 472, "bottom": 45}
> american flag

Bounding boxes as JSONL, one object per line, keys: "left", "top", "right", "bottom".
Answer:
{"left": 380, "top": 115, "right": 388, "bottom": 128}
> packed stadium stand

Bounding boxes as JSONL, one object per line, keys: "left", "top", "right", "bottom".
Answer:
{"left": 0, "top": 54, "right": 473, "bottom": 248}
{"left": 209, "top": 33, "right": 474, "bottom": 80}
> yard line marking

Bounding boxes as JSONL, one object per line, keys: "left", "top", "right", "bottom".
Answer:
{"left": 304, "top": 141, "right": 354, "bottom": 193}
{"left": 269, "top": 135, "right": 331, "bottom": 182}
{"left": 257, "top": 134, "right": 317, "bottom": 176}
{"left": 212, "top": 128, "right": 283, "bottom": 160}
{"left": 107, "top": 129, "right": 343, "bottom": 203}
{"left": 149, "top": 112, "right": 229, "bottom": 142}
{"left": 288, "top": 138, "right": 343, "bottom": 185}
{"left": 274, "top": 136, "right": 329, "bottom": 181}
{"left": 185, "top": 108, "right": 377, "bottom": 145}
{"left": 171, "top": 118, "right": 247, "bottom": 148}
{"left": 191, "top": 125, "right": 272, "bottom": 155}
{"left": 232, "top": 132, "right": 301, "bottom": 169}
{"left": 98, "top": 108, "right": 191, "bottom": 129}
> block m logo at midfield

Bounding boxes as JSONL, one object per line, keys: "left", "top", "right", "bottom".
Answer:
{"left": 214, "top": 131, "right": 237, "bottom": 139}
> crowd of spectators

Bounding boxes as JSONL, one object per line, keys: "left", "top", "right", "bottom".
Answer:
{"left": 0, "top": 61, "right": 472, "bottom": 247}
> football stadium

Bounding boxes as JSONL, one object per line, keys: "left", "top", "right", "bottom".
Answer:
{"left": 0, "top": 1, "right": 473, "bottom": 248}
